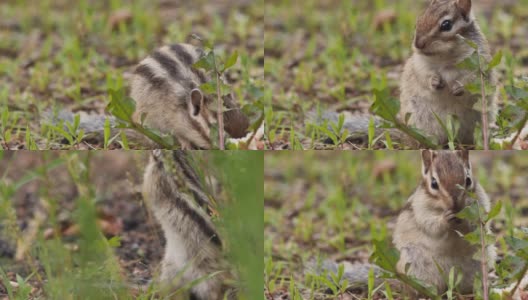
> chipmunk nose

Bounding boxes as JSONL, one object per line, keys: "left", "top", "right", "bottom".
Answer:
{"left": 451, "top": 191, "right": 466, "bottom": 213}
{"left": 414, "top": 37, "right": 426, "bottom": 50}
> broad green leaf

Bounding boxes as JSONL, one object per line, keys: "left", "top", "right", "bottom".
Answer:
{"left": 106, "top": 89, "right": 135, "bottom": 123}
{"left": 193, "top": 51, "right": 215, "bottom": 71}
{"left": 487, "top": 50, "right": 502, "bottom": 70}
{"left": 456, "top": 202, "right": 480, "bottom": 222}
{"left": 505, "top": 85, "right": 528, "bottom": 100}
{"left": 370, "top": 89, "right": 400, "bottom": 123}
{"left": 486, "top": 201, "right": 502, "bottom": 221}
{"left": 223, "top": 51, "right": 238, "bottom": 71}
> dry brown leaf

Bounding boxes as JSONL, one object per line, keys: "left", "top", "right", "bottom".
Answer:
{"left": 372, "top": 159, "right": 397, "bottom": 179}
{"left": 373, "top": 9, "right": 397, "bottom": 30}
{"left": 109, "top": 9, "right": 133, "bottom": 31}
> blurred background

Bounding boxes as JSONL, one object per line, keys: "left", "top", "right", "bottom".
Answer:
{"left": 264, "top": 151, "right": 528, "bottom": 298}
{"left": 0, "top": 151, "right": 263, "bottom": 299}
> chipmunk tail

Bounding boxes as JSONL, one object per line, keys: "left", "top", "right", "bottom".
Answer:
{"left": 41, "top": 109, "right": 117, "bottom": 137}
{"left": 305, "top": 110, "right": 383, "bottom": 145}
{"left": 40, "top": 109, "right": 152, "bottom": 147}
{"left": 305, "top": 258, "right": 383, "bottom": 292}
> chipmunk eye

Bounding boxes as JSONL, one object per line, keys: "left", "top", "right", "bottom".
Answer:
{"left": 431, "top": 177, "right": 439, "bottom": 190}
{"left": 465, "top": 177, "right": 472, "bottom": 187}
{"left": 440, "top": 20, "right": 453, "bottom": 32}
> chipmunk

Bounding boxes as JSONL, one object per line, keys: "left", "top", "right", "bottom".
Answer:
{"left": 308, "top": 150, "right": 496, "bottom": 296}
{"left": 131, "top": 43, "right": 249, "bottom": 149}
{"left": 142, "top": 150, "right": 234, "bottom": 299}
{"left": 43, "top": 43, "right": 249, "bottom": 149}
{"left": 315, "top": 0, "right": 497, "bottom": 148}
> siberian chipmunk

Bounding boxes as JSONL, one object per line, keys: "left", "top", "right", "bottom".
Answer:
{"left": 316, "top": 0, "right": 497, "bottom": 148}
{"left": 399, "top": 0, "right": 497, "bottom": 146}
{"left": 143, "top": 150, "right": 234, "bottom": 299}
{"left": 310, "top": 150, "right": 496, "bottom": 296}
{"left": 131, "top": 43, "right": 249, "bottom": 149}
{"left": 394, "top": 150, "right": 496, "bottom": 294}
{"left": 44, "top": 43, "right": 249, "bottom": 149}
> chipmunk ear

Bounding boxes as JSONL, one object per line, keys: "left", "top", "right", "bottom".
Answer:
{"left": 189, "top": 88, "right": 203, "bottom": 117}
{"left": 421, "top": 150, "right": 434, "bottom": 177}
{"left": 456, "top": 0, "right": 472, "bottom": 20}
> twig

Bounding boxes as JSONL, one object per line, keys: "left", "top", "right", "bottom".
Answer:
{"left": 244, "top": 115, "right": 264, "bottom": 148}
{"left": 393, "top": 120, "right": 437, "bottom": 149}
{"left": 128, "top": 122, "right": 172, "bottom": 149}
{"left": 475, "top": 50, "right": 489, "bottom": 150}
{"left": 476, "top": 201, "right": 489, "bottom": 300}
{"left": 510, "top": 113, "right": 528, "bottom": 147}
{"left": 211, "top": 50, "right": 225, "bottom": 150}
{"left": 510, "top": 265, "right": 528, "bottom": 297}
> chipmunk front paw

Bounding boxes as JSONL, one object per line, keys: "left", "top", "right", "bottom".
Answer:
{"left": 430, "top": 74, "right": 445, "bottom": 90}
{"left": 444, "top": 209, "right": 457, "bottom": 223}
{"left": 451, "top": 80, "right": 465, "bottom": 96}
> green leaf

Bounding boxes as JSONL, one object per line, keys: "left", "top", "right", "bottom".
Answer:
{"left": 370, "top": 89, "right": 400, "bottom": 123}
{"left": 107, "top": 236, "right": 121, "bottom": 248}
{"left": 456, "top": 202, "right": 480, "bottom": 222}
{"left": 464, "top": 39, "right": 478, "bottom": 50}
{"left": 462, "top": 229, "right": 481, "bottom": 245}
{"left": 505, "top": 85, "right": 528, "bottom": 100}
{"left": 368, "top": 116, "right": 375, "bottom": 149}
{"left": 486, "top": 201, "right": 502, "bottom": 221}
{"left": 487, "top": 50, "right": 502, "bottom": 70}
{"left": 370, "top": 238, "right": 400, "bottom": 273}
{"left": 200, "top": 81, "right": 217, "bottom": 94}
{"left": 106, "top": 89, "right": 135, "bottom": 123}
{"left": 504, "top": 236, "right": 528, "bottom": 252}
{"left": 223, "top": 51, "right": 238, "bottom": 71}
{"left": 465, "top": 82, "right": 481, "bottom": 94}
{"left": 456, "top": 51, "right": 479, "bottom": 70}
{"left": 193, "top": 51, "right": 215, "bottom": 71}
{"left": 103, "top": 118, "right": 111, "bottom": 149}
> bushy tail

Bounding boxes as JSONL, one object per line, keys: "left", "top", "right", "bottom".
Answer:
{"left": 305, "top": 259, "right": 382, "bottom": 290}
{"left": 308, "top": 111, "right": 407, "bottom": 146}
{"left": 307, "top": 111, "right": 382, "bottom": 143}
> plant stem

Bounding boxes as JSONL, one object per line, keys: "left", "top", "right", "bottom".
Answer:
{"left": 510, "top": 113, "right": 528, "bottom": 147}
{"left": 476, "top": 201, "right": 489, "bottom": 300}
{"left": 475, "top": 50, "right": 489, "bottom": 150}
{"left": 510, "top": 265, "right": 528, "bottom": 297}
{"left": 129, "top": 123, "right": 172, "bottom": 149}
{"left": 211, "top": 49, "right": 225, "bottom": 150}
{"left": 394, "top": 120, "right": 438, "bottom": 149}
{"left": 395, "top": 272, "right": 439, "bottom": 300}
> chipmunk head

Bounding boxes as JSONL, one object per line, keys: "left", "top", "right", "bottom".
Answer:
{"left": 184, "top": 88, "right": 215, "bottom": 149}
{"left": 421, "top": 150, "right": 474, "bottom": 213}
{"left": 413, "top": 0, "right": 474, "bottom": 56}
{"left": 184, "top": 89, "right": 249, "bottom": 148}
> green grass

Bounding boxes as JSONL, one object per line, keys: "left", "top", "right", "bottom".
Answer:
{"left": 264, "top": 0, "right": 528, "bottom": 149}
{"left": 0, "top": 0, "right": 264, "bottom": 149}
{"left": 0, "top": 151, "right": 263, "bottom": 299}
{"left": 264, "top": 151, "right": 528, "bottom": 299}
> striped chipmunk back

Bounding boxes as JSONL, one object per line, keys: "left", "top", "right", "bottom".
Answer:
{"left": 130, "top": 43, "right": 249, "bottom": 149}
{"left": 142, "top": 150, "right": 233, "bottom": 300}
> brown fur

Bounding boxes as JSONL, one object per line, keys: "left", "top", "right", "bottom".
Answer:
{"left": 400, "top": 0, "right": 498, "bottom": 146}
{"left": 130, "top": 43, "right": 250, "bottom": 149}
{"left": 394, "top": 150, "right": 496, "bottom": 294}
{"left": 143, "top": 151, "right": 234, "bottom": 299}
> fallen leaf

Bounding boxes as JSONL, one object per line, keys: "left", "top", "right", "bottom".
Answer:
{"left": 109, "top": 9, "right": 132, "bottom": 31}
